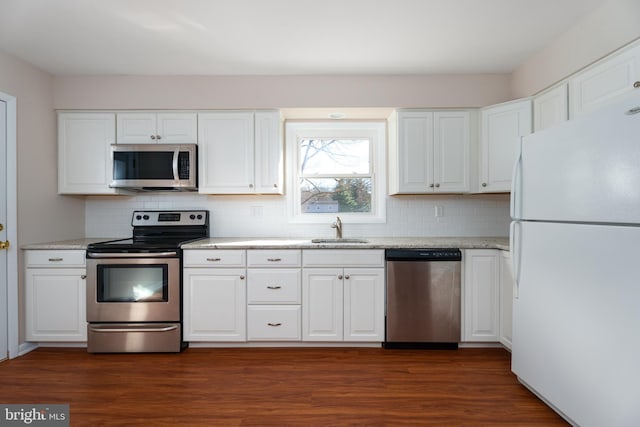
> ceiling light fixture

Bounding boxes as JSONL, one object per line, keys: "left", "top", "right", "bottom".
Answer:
{"left": 328, "top": 112, "right": 346, "bottom": 119}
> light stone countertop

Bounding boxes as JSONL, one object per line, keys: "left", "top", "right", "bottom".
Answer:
{"left": 181, "top": 237, "right": 510, "bottom": 251}
{"left": 21, "top": 238, "right": 120, "bottom": 250}
{"left": 21, "top": 236, "right": 510, "bottom": 251}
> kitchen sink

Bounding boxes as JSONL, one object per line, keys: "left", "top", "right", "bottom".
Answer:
{"left": 311, "top": 238, "right": 369, "bottom": 244}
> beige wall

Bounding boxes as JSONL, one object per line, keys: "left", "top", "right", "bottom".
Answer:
{"left": 511, "top": 0, "right": 640, "bottom": 98}
{"left": 0, "top": 50, "right": 85, "bottom": 245}
{"left": 53, "top": 74, "right": 511, "bottom": 110}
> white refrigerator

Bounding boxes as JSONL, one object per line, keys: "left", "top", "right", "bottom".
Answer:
{"left": 510, "top": 94, "right": 640, "bottom": 426}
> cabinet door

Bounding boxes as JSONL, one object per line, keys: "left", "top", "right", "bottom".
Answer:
{"left": 393, "top": 112, "right": 434, "bottom": 193}
{"left": 533, "top": 83, "right": 568, "bottom": 132}
{"left": 25, "top": 268, "right": 86, "bottom": 341}
{"left": 433, "top": 111, "right": 470, "bottom": 192}
{"left": 58, "top": 112, "right": 118, "bottom": 194}
{"left": 156, "top": 113, "right": 197, "bottom": 144}
{"left": 116, "top": 112, "right": 157, "bottom": 144}
{"left": 499, "top": 251, "right": 514, "bottom": 350}
{"left": 569, "top": 43, "right": 640, "bottom": 118}
{"left": 254, "top": 111, "right": 283, "bottom": 194}
{"left": 343, "top": 268, "right": 384, "bottom": 341}
{"left": 462, "top": 250, "right": 499, "bottom": 342}
{"left": 198, "top": 112, "right": 255, "bottom": 194}
{"left": 183, "top": 268, "right": 246, "bottom": 341}
{"left": 302, "top": 269, "right": 343, "bottom": 341}
{"left": 479, "top": 99, "right": 531, "bottom": 193}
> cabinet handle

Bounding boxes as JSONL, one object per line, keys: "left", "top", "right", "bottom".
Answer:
{"left": 206, "top": 258, "right": 221, "bottom": 262}
{"left": 267, "top": 285, "right": 282, "bottom": 289}
{"left": 150, "top": 135, "right": 156, "bottom": 140}
{"left": 634, "top": 81, "right": 640, "bottom": 88}
{"left": 345, "top": 275, "right": 350, "bottom": 280}
{"left": 429, "top": 183, "right": 434, "bottom": 188}
{"left": 48, "top": 257, "right": 63, "bottom": 262}
{"left": 240, "top": 275, "right": 245, "bottom": 280}
{"left": 249, "top": 184, "right": 254, "bottom": 188}
{"left": 81, "top": 275, "right": 87, "bottom": 279}
{"left": 273, "top": 184, "right": 278, "bottom": 188}
{"left": 267, "top": 258, "right": 282, "bottom": 262}
{"left": 338, "top": 275, "right": 343, "bottom": 280}
{"left": 267, "top": 322, "right": 282, "bottom": 327}
{"left": 435, "top": 183, "right": 440, "bottom": 188}
{"left": 156, "top": 135, "right": 162, "bottom": 140}
{"left": 482, "top": 183, "right": 487, "bottom": 187}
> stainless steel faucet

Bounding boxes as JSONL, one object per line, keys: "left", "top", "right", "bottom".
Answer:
{"left": 331, "top": 216, "right": 343, "bottom": 239}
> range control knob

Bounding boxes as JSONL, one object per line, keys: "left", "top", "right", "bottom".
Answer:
{"left": 197, "top": 214, "right": 203, "bottom": 220}
{"left": 190, "top": 214, "right": 196, "bottom": 220}
{"left": 143, "top": 215, "right": 150, "bottom": 220}
{"left": 135, "top": 215, "right": 142, "bottom": 220}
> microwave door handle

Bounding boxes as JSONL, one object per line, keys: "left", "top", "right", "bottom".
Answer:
{"left": 172, "top": 148, "right": 179, "bottom": 181}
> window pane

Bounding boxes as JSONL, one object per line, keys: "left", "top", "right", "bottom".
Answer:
{"left": 300, "top": 177, "right": 372, "bottom": 213}
{"left": 300, "top": 139, "right": 370, "bottom": 175}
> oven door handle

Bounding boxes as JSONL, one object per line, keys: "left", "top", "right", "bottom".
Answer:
{"left": 87, "top": 251, "right": 178, "bottom": 258}
{"left": 89, "top": 325, "right": 179, "bottom": 333}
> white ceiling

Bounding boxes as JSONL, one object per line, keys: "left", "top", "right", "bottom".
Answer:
{"left": 0, "top": 0, "right": 608, "bottom": 76}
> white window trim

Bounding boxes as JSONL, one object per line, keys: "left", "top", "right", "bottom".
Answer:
{"left": 286, "top": 121, "right": 386, "bottom": 224}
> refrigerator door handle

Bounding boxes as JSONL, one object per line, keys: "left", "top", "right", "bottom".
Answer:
{"left": 510, "top": 221, "right": 521, "bottom": 299}
{"left": 510, "top": 136, "right": 524, "bottom": 220}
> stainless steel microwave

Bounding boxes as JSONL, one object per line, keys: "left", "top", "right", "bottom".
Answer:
{"left": 110, "top": 144, "right": 197, "bottom": 191}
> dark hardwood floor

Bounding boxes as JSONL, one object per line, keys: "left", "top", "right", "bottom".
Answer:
{"left": 0, "top": 347, "right": 567, "bottom": 426}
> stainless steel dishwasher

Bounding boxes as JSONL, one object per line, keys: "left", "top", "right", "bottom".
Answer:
{"left": 384, "top": 249, "right": 462, "bottom": 349}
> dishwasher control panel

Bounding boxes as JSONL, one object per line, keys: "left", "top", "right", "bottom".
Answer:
{"left": 385, "top": 248, "right": 462, "bottom": 261}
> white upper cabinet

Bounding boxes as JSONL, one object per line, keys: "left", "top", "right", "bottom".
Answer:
{"left": 58, "top": 112, "right": 119, "bottom": 195}
{"left": 116, "top": 112, "right": 197, "bottom": 144}
{"left": 569, "top": 42, "right": 640, "bottom": 119}
{"left": 198, "top": 110, "right": 283, "bottom": 194}
{"left": 479, "top": 99, "right": 532, "bottom": 193}
{"left": 389, "top": 110, "right": 473, "bottom": 194}
{"left": 533, "top": 83, "right": 568, "bottom": 132}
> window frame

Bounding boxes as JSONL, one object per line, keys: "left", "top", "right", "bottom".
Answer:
{"left": 285, "top": 120, "right": 386, "bottom": 224}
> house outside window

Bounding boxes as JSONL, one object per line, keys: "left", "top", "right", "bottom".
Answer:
{"left": 286, "top": 121, "right": 386, "bottom": 223}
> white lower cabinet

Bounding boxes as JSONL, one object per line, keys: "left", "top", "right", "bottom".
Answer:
{"left": 462, "top": 249, "right": 499, "bottom": 342}
{"left": 302, "top": 250, "right": 385, "bottom": 342}
{"left": 246, "top": 250, "right": 302, "bottom": 341}
{"left": 183, "top": 250, "right": 247, "bottom": 341}
{"left": 499, "top": 250, "right": 514, "bottom": 350}
{"left": 25, "top": 250, "right": 87, "bottom": 342}
{"left": 462, "top": 249, "right": 513, "bottom": 348}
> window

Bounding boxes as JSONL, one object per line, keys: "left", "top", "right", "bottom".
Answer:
{"left": 286, "top": 121, "right": 386, "bottom": 223}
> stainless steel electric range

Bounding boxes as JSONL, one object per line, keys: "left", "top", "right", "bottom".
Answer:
{"left": 86, "top": 210, "right": 209, "bottom": 353}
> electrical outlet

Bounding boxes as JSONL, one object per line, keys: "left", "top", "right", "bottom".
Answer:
{"left": 434, "top": 205, "right": 444, "bottom": 217}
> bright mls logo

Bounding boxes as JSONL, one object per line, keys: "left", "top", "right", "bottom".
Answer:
{"left": 0, "top": 405, "right": 69, "bottom": 426}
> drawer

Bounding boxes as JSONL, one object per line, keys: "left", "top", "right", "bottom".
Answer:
{"left": 25, "top": 250, "right": 86, "bottom": 268}
{"left": 247, "top": 305, "right": 301, "bottom": 341}
{"left": 247, "top": 269, "right": 301, "bottom": 304}
{"left": 302, "top": 249, "right": 385, "bottom": 268}
{"left": 247, "top": 250, "right": 301, "bottom": 267}
{"left": 183, "top": 250, "right": 246, "bottom": 267}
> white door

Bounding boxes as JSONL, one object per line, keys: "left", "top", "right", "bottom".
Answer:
{"left": 0, "top": 100, "right": 7, "bottom": 360}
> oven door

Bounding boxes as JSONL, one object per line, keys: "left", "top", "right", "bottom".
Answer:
{"left": 86, "top": 253, "right": 180, "bottom": 323}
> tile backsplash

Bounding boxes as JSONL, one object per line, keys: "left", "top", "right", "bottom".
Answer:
{"left": 85, "top": 193, "right": 511, "bottom": 239}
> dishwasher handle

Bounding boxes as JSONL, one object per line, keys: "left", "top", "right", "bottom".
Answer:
{"left": 385, "top": 248, "right": 461, "bottom": 262}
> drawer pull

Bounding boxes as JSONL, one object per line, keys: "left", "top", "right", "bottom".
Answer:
{"left": 81, "top": 275, "right": 87, "bottom": 280}
{"left": 206, "top": 258, "right": 221, "bottom": 262}
{"left": 267, "top": 285, "right": 282, "bottom": 290}
{"left": 48, "top": 257, "right": 64, "bottom": 262}
{"left": 267, "top": 322, "right": 282, "bottom": 327}
{"left": 267, "top": 258, "right": 282, "bottom": 262}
